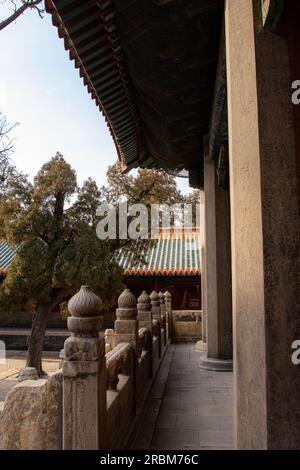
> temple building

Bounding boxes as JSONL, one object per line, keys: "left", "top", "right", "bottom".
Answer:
{"left": 117, "top": 227, "right": 201, "bottom": 311}
{"left": 0, "top": 227, "right": 202, "bottom": 332}
{"left": 43, "top": 0, "right": 300, "bottom": 449}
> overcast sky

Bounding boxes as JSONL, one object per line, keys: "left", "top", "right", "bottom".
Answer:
{"left": 0, "top": 2, "right": 191, "bottom": 193}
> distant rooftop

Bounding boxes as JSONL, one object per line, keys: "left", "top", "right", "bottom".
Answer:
{"left": 116, "top": 227, "right": 201, "bottom": 277}
{"left": 0, "top": 240, "right": 18, "bottom": 275}
{"left": 0, "top": 227, "right": 201, "bottom": 278}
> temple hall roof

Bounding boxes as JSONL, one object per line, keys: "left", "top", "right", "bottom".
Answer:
{"left": 45, "top": 0, "right": 224, "bottom": 184}
{"left": 116, "top": 227, "right": 201, "bottom": 277}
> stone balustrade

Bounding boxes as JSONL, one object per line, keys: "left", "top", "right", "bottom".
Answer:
{"left": 104, "top": 328, "right": 116, "bottom": 353}
{"left": 138, "top": 326, "right": 153, "bottom": 383}
{"left": 0, "top": 286, "right": 172, "bottom": 451}
{"left": 137, "top": 291, "right": 152, "bottom": 334}
{"left": 106, "top": 342, "right": 132, "bottom": 391}
{"left": 159, "top": 291, "right": 167, "bottom": 346}
{"left": 164, "top": 290, "right": 172, "bottom": 339}
{"left": 150, "top": 290, "right": 162, "bottom": 358}
{"left": 171, "top": 309, "right": 202, "bottom": 342}
{"left": 138, "top": 327, "right": 151, "bottom": 358}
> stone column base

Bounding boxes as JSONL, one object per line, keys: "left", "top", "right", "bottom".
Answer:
{"left": 195, "top": 340, "right": 207, "bottom": 352}
{"left": 199, "top": 356, "right": 233, "bottom": 372}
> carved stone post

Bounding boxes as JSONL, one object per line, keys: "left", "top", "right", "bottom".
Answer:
{"left": 104, "top": 329, "right": 116, "bottom": 353}
{"left": 164, "top": 291, "right": 172, "bottom": 342}
{"left": 150, "top": 290, "right": 161, "bottom": 357}
{"left": 150, "top": 290, "right": 161, "bottom": 322}
{"left": 115, "top": 288, "right": 138, "bottom": 411}
{"left": 137, "top": 291, "right": 153, "bottom": 378}
{"left": 159, "top": 291, "right": 167, "bottom": 346}
{"left": 137, "top": 291, "right": 153, "bottom": 334}
{"left": 63, "top": 285, "right": 106, "bottom": 450}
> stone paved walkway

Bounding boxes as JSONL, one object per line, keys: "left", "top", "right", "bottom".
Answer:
{"left": 131, "top": 343, "right": 233, "bottom": 450}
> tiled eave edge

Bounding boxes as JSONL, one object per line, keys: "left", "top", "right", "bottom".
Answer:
{"left": 124, "top": 269, "right": 201, "bottom": 277}
{"left": 45, "top": 0, "right": 138, "bottom": 171}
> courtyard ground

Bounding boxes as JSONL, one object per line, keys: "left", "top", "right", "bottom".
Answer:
{"left": 0, "top": 351, "right": 60, "bottom": 401}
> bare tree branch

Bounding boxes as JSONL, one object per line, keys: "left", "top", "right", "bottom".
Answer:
{"left": 0, "top": 113, "right": 18, "bottom": 159}
{"left": 0, "top": 113, "right": 19, "bottom": 182}
{"left": 0, "top": 0, "right": 44, "bottom": 31}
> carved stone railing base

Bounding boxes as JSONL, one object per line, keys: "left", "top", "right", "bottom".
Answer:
{"left": 199, "top": 356, "right": 233, "bottom": 372}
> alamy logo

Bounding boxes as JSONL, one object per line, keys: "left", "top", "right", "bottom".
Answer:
{"left": 96, "top": 201, "right": 200, "bottom": 240}
{"left": 292, "top": 80, "right": 300, "bottom": 105}
{"left": 291, "top": 340, "right": 300, "bottom": 365}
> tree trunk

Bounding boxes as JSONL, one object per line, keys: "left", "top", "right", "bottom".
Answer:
{"left": 26, "top": 305, "right": 50, "bottom": 376}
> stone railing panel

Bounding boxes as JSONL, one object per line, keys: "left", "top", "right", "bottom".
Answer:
{"left": 106, "top": 342, "right": 132, "bottom": 391}
{"left": 138, "top": 327, "right": 152, "bottom": 382}
{"left": 171, "top": 310, "right": 202, "bottom": 341}
{"left": 105, "top": 329, "right": 116, "bottom": 353}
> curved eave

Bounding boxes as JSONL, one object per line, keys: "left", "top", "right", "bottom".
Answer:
{"left": 45, "top": 0, "right": 154, "bottom": 171}
{"left": 46, "top": 0, "right": 224, "bottom": 174}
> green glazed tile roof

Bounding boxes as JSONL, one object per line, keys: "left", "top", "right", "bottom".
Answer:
{"left": 116, "top": 227, "right": 201, "bottom": 277}
{"left": 0, "top": 240, "right": 18, "bottom": 274}
{"left": 1, "top": 229, "right": 201, "bottom": 278}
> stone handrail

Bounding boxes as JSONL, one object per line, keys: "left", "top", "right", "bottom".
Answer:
{"left": 105, "top": 328, "right": 116, "bottom": 353}
{"left": 138, "top": 327, "right": 151, "bottom": 358}
{"left": 106, "top": 342, "right": 132, "bottom": 391}
{"left": 171, "top": 309, "right": 202, "bottom": 342}
{"left": 152, "top": 318, "right": 160, "bottom": 337}
{"left": 173, "top": 310, "right": 202, "bottom": 321}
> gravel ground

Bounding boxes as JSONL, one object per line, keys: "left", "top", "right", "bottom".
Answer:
{"left": 0, "top": 351, "right": 60, "bottom": 402}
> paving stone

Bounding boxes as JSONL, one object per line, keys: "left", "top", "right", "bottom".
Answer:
{"left": 161, "top": 395, "right": 180, "bottom": 407}
{"left": 132, "top": 343, "right": 233, "bottom": 450}
{"left": 176, "top": 415, "right": 233, "bottom": 431}
{"left": 151, "top": 429, "right": 199, "bottom": 450}
{"left": 159, "top": 403, "right": 198, "bottom": 416}
{"left": 197, "top": 405, "right": 232, "bottom": 417}
{"left": 155, "top": 413, "right": 177, "bottom": 429}
{"left": 178, "top": 393, "right": 216, "bottom": 406}
{"left": 213, "top": 396, "right": 233, "bottom": 406}
{"left": 199, "top": 430, "right": 234, "bottom": 448}
{"left": 199, "top": 445, "right": 233, "bottom": 450}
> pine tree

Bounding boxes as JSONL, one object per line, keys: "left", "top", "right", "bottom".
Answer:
{"left": 0, "top": 153, "right": 124, "bottom": 375}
